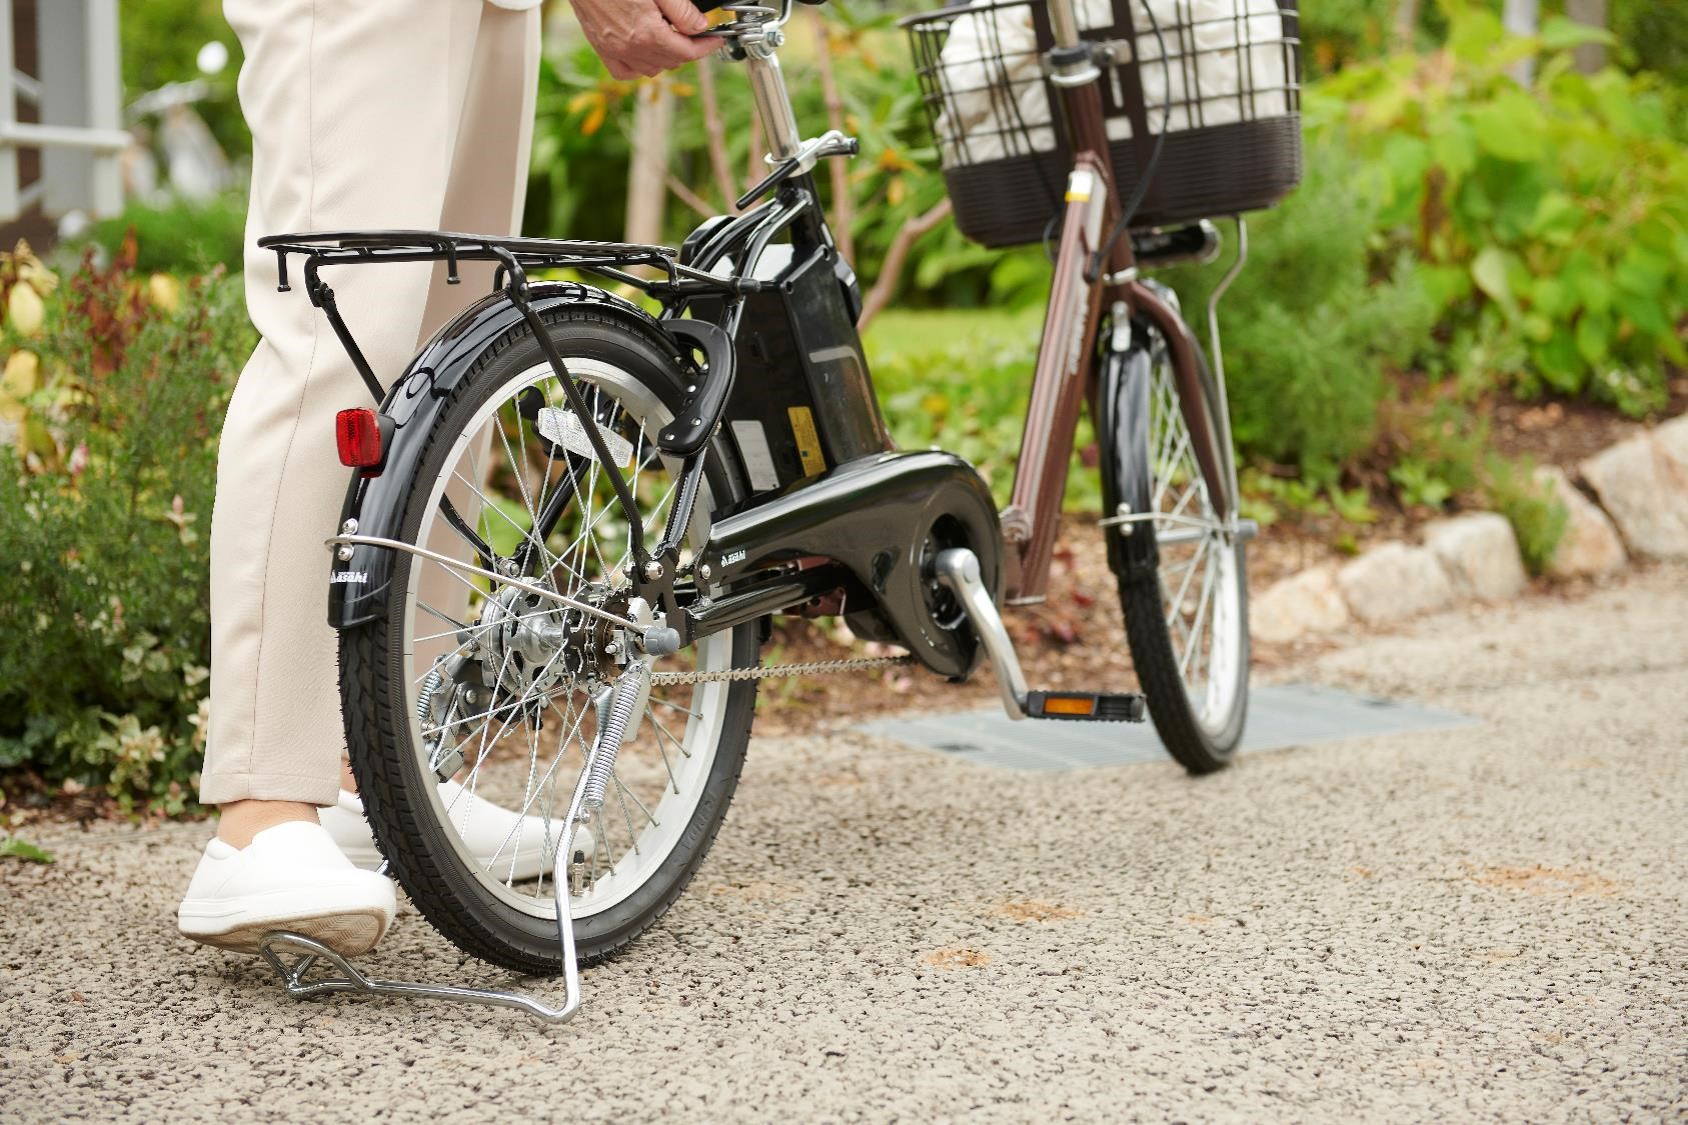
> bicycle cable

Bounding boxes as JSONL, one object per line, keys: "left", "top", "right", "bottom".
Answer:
{"left": 1085, "top": 0, "right": 1175, "bottom": 282}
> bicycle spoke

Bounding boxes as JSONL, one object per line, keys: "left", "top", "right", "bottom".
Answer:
{"left": 392, "top": 359, "right": 740, "bottom": 937}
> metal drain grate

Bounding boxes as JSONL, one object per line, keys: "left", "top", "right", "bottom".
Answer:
{"left": 857, "top": 683, "right": 1476, "bottom": 772}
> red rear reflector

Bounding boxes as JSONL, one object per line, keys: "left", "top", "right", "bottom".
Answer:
{"left": 336, "top": 408, "right": 383, "bottom": 468}
{"left": 1043, "top": 695, "right": 1098, "bottom": 716}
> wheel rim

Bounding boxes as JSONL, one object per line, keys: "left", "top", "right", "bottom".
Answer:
{"left": 400, "top": 358, "right": 732, "bottom": 923}
{"left": 1145, "top": 354, "right": 1244, "bottom": 737}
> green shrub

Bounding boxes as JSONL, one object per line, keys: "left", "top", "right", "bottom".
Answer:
{"left": 1483, "top": 453, "right": 1568, "bottom": 574}
{"left": 1311, "top": 1, "right": 1688, "bottom": 417}
{"left": 77, "top": 193, "right": 249, "bottom": 276}
{"left": 1161, "top": 143, "right": 1435, "bottom": 486}
{"left": 0, "top": 240, "right": 251, "bottom": 811}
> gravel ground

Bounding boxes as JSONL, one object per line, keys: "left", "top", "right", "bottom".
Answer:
{"left": 3, "top": 565, "right": 1685, "bottom": 1123}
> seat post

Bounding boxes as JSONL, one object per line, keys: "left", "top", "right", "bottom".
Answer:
{"left": 743, "top": 36, "right": 801, "bottom": 162}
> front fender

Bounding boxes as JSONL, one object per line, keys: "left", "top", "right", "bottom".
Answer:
{"left": 1097, "top": 321, "right": 1159, "bottom": 582}
{"left": 328, "top": 283, "right": 665, "bottom": 629}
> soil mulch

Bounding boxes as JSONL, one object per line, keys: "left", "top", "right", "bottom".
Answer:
{"left": 751, "top": 512, "right": 1337, "bottom": 737}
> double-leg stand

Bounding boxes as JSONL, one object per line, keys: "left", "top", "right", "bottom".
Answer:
{"left": 257, "top": 659, "right": 653, "bottom": 1025}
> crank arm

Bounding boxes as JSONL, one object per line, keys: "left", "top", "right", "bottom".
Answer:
{"left": 934, "top": 548, "right": 1146, "bottom": 724}
{"left": 933, "top": 549, "right": 1030, "bottom": 719}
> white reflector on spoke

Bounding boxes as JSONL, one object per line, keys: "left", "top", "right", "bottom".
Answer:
{"left": 535, "top": 407, "right": 634, "bottom": 469}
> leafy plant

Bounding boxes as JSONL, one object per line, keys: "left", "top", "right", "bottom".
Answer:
{"left": 1162, "top": 142, "right": 1435, "bottom": 486}
{"left": 76, "top": 193, "right": 248, "bottom": 276}
{"left": 0, "top": 834, "right": 53, "bottom": 864}
{"left": 1310, "top": 0, "right": 1688, "bottom": 416}
{"left": 1483, "top": 453, "right": 1568, "bottom": 574}
{"left": 0, "top": 239, "right": 250, "bottom": 811}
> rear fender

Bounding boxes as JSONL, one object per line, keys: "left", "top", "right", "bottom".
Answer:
{"left": 328, "top": 283, "right": 673, "bottom": 629}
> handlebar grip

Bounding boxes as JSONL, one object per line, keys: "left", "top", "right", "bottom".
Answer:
{"left": 692, "top": 0, "right": 828, "bottom": 7}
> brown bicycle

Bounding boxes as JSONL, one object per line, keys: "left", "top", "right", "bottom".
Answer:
{"left": 255, "top": 0, "right": 1300, "bottom": 1017}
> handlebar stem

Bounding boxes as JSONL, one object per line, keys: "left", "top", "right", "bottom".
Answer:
{"left": 1047, "top": 0, "right": 1083, "bottom": 48}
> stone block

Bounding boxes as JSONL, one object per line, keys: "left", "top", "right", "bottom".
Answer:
{"left": 1424, "top": 512, "right": 1529, "bottom": 601}
{"left": 1336, "top": 543, "right": 1456, "bottom": 626}
{"left": 1580, "top": 432, "right": 1688, "bottom": 560}
{"left": 1533, "top": 465, "right": 1627, "bottom": 579}
{"left": 1250, "top": 565, "right": 1351, "bottom": 644}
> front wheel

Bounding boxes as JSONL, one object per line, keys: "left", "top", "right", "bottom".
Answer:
{"left": 1100, "top": 312, "right": 1249, "bottom": 774}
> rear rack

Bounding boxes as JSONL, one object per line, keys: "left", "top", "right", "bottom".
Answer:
{"left": 259, "top": 228, "right": 768, "bottom": 569}
{"left": 255, "top": 228, "right": 764, "bottom": 404}
{"left": 257, "top": 228, "right": 762, "bottom": 301}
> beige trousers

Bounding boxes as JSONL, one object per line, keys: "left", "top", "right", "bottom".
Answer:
{"left": 200, "top": 0, "right": 541, "bottom": 806}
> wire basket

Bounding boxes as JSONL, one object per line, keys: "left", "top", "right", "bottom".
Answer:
{"left": 904, "top": 0, "right": 1302, "bottom": 248}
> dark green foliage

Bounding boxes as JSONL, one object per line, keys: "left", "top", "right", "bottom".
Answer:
{"left": 1613, "top": 0, "right": 1688, "bottom": 86}
{"left": 1162, "top": 144, "right": 1435, "bottom": 486}
{"left": 78, "top": 193, "right": 248, "bottom": 276}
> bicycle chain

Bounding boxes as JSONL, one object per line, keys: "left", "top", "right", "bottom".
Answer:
{"left": 649, "top": 654, "right": 915, "bottom": 686}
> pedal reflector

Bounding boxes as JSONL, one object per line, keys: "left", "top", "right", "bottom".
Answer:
{"left": 1026, "top": 691, "right": 1148, "bottom": 723}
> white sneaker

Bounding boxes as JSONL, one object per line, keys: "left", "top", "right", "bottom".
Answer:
{"left": 319, "top": 781, "right": 583, "bottom": 881}
{"left": 177, "top": 821, "right": 397, "bottom": 956}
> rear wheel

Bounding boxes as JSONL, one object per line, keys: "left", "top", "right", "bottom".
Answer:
{"left": 1102, "top": 314, "right": 1249, "bottom": 774}
{"left": 341, "top": 306, "right": 758, "bottom": 974}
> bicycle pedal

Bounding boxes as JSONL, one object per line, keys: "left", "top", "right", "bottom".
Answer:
{"left": 1024, "top": 690, "right": 1147, "bottom": 722}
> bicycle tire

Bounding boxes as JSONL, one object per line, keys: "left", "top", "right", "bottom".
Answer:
{"left": 1101, "top": 313, "right": 1249, "bottom": 774}
{"left": 341, "top": 303, "right": 759, "bottom": 974}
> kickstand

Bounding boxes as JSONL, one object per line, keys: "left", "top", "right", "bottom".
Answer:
{"left": 257, "top": 803, "right": 586, "bottom": 1025}
{"left": 258, "top": 930, "right": 581, "bottom": 1023}
{"left": 257, "top": 658, "right": 653, "bottom": 1024}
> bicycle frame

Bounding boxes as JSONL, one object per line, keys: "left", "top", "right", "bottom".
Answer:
{"left": 1000, "top": 0, "right": 1237, "bottom": 604}
{"left": 265, "top": 0, "right": 1241, "bottom": 680}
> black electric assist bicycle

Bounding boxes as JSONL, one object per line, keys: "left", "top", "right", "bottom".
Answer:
{"left": 255, "top": 0, "right": 1295, "bottom": 1021}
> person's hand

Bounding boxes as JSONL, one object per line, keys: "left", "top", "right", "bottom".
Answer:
{"left": 573, "top": 0, "right": 719, "bottom": 80}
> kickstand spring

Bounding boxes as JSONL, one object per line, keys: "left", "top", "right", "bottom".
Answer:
{"left": 257, "top": 659, "right": 654, "bottom": 1024}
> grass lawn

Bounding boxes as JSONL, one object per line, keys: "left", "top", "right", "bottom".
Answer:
{"left": 862, "top": 305, "right": 1045, "bottom": 369}
{"left": 855, "top": 303, "right": 1102, "bottom": 509}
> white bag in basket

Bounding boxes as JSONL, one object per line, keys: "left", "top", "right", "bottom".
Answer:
{"left": 935, "top": 0, "right": 1293, "bottom": 167}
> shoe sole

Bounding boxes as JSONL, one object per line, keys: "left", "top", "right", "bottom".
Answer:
{"left": 179, "top": 882, "right": 395, "bottom": 957}
{"left": 181, "top": 909, "right": 390, "bottom": 957}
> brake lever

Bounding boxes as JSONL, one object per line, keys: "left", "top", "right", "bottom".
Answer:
{"left": 695, "top": 3, "right": 780, "bottom": 38}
